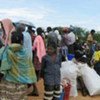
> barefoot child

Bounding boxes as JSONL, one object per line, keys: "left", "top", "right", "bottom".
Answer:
{"left": 41, "top": 44, "right": 62, "bottom": 100}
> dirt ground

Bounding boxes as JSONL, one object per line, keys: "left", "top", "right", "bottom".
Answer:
{"left": 28, "top": 79, "right": 100, "bottom": 100}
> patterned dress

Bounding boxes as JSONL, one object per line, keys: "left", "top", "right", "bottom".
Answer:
{"left": 0, "top": 44, "right": 37, "bottom": 100}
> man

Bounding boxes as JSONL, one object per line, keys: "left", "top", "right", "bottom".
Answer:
{"left": 62, "top": 28, "right": 76, "bottom": 54}
{"left": 87, "top": 29, "right": 95, "bottom": 44}
{"left": 87, "top": 29, "right": 96, "bottom": 64}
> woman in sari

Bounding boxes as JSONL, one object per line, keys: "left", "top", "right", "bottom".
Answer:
{"left": 0, "top": 19, "right": 37, "bottom": 100}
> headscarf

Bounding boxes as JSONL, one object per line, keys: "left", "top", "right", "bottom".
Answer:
{"left": 1, "top": 18, "right": 15, "bottom": 45}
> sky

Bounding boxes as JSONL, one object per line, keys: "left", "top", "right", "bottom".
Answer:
{"left": 0, "top": 0, "right": 100, "bottom": 31}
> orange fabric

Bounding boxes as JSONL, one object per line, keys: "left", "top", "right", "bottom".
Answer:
{"left": 33, "top": 35, "right": 46, "bottom": 63}
{"left": 1, "top": 18, "right": 15, "bottom": 45}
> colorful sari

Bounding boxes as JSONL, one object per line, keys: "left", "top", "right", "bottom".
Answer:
{"left": 0, "top": 80, "right": 28, "bottom": 100}
{"left": 0, "top": 44, "right": 37, "bottom": 83}
{"left": 0, "top": 44, "right": 37, "bottom": 100}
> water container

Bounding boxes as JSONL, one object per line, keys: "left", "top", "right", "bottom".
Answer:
{"left": 67, "top": 54, "right": 75, "bottom": 61}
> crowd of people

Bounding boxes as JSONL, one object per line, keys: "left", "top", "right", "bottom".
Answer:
{"left": 0, "top": 18, "right": 99, "bottom": 100}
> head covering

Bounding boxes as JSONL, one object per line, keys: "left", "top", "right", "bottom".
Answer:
{"left": 1, "top": 18, "right": 15, "bottom": 45}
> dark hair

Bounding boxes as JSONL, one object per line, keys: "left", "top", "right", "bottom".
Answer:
{"left": 11, "top": 31, "right": 23, "bottom": 44}
{"left": 28, "top": 26, "right": 32, "bottom": 30}
{"left": 91, "top": 29, "right": 95, "bottom": 34}
{"left": 95, "top": 43, "right": 100, "bottom": 51}
{"left": 28, "top": 26, "right": 35, "bottom": 34}
{"left": 80, "top": 56, "right": 87, "bottom": 63}
{"left": 16, "top": 24, "right": 25, "bottom": 33}
{"left": 36, "top": 27, "right": 43, "bottom": 35}
{"left": 75, "top": 50, "right": 83, "bottom": 60}
{"left": 75, "top": 50, "right": 87, "bottom": 63}
{"left": 47, "top": 27, "right": 52, "bottom": 32}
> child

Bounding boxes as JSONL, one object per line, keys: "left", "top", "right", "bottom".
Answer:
{"left": 92, "top": 43, "right": 100, "bottom": 76}
{"left": 41, "top": 44, "right": 62, "bottom": 100}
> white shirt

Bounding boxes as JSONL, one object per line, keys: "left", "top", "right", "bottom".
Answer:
{"left": 66, "top": 32, "right": 76, "bottom": 45}
{"left": 23, "top": 31, "right": 32, "bottom": 60}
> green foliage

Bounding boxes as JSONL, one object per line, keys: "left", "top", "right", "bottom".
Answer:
{"left": 70, "top": 26, "right": 87, "bottom": 42}
{"left": 94, "top": 32, "right": 100, "bottom": 42}
{"left": 69, "top": 26, "right": 100, "bottom": 43}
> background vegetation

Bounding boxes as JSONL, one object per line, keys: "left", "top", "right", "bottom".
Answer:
{"left": 54, "top": 26, "right": 100, "bottom": 43}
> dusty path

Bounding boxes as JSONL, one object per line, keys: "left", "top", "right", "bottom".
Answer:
{"left": 28, "top": 79, "right": 100, "bottom": 100}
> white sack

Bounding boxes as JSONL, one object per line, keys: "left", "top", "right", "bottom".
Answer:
{"left": 61, "top": 61, "right": 79, "bottom": 97}
{"left": 80, "top": 64, "right": 100, "bottom": 96}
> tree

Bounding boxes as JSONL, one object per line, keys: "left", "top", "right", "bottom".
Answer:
{"left": 70, "top": 25, "right": 87, "bottom": 42}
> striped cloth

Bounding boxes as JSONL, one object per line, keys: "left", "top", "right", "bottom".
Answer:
{"left": 0, "top": 79, "right": 28, "bottom": 100}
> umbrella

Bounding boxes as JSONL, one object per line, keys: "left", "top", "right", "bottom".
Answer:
{"left": 17, "top": 20, "right": 35, "bottom": 28}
